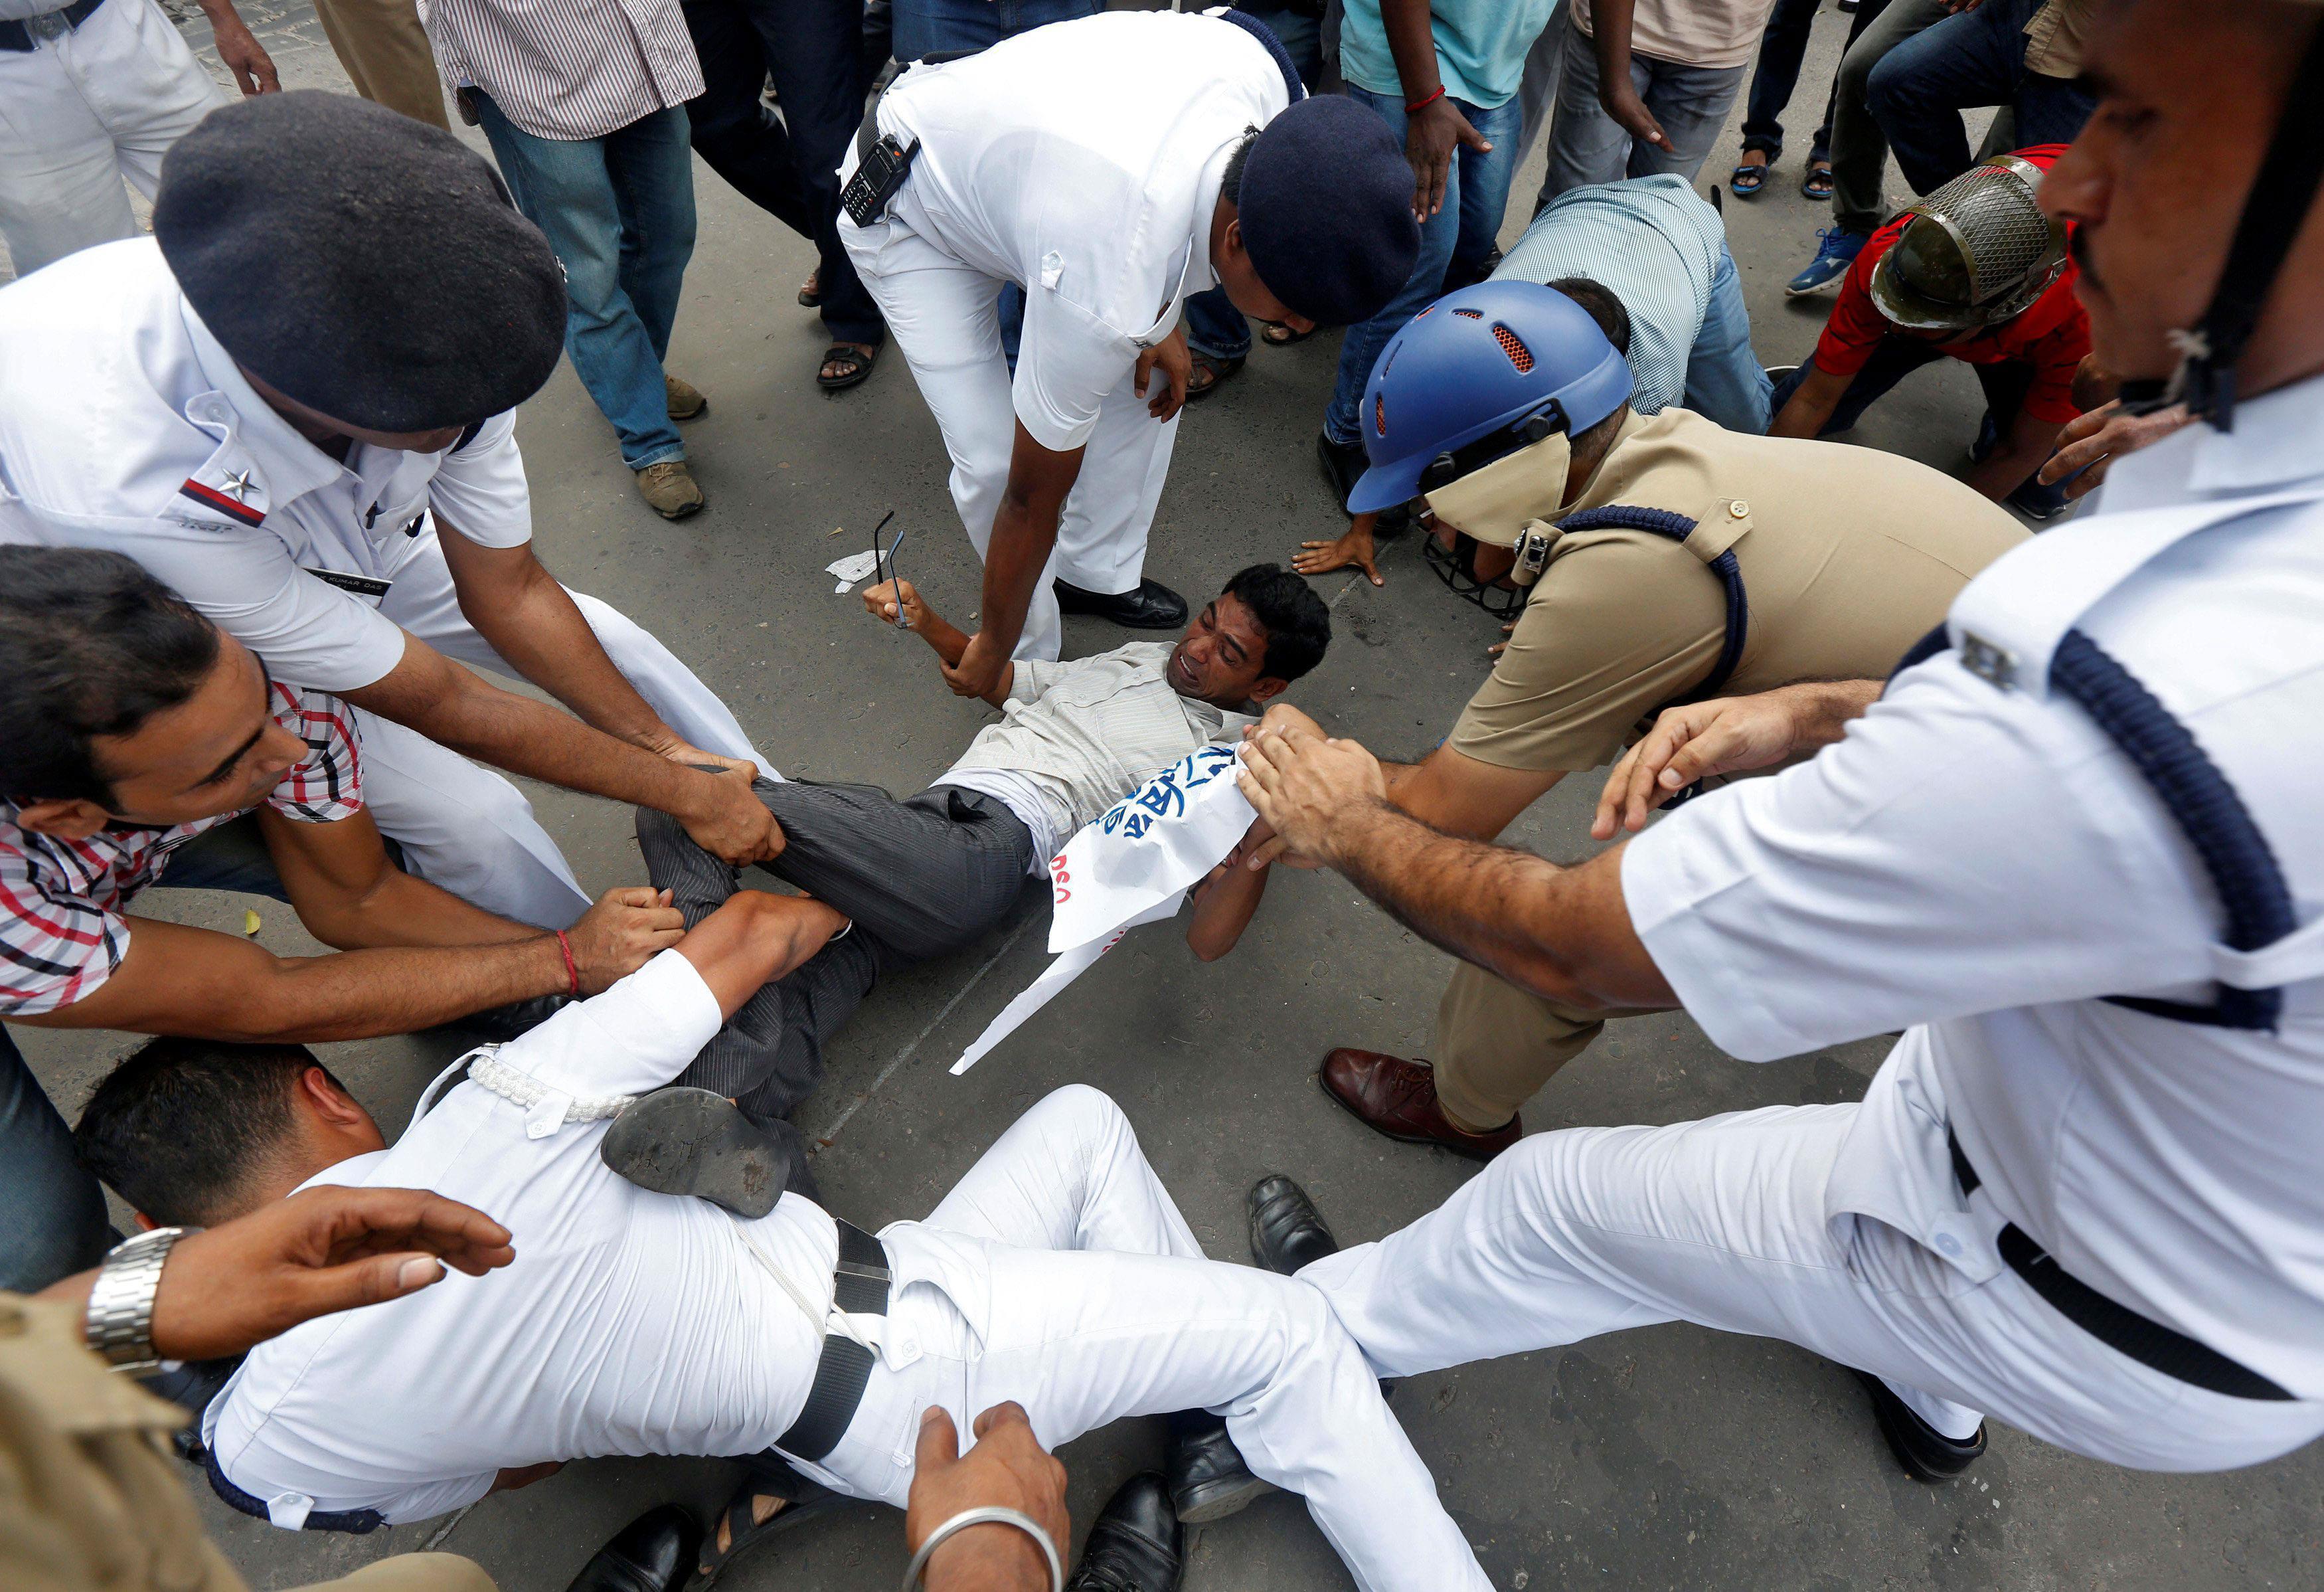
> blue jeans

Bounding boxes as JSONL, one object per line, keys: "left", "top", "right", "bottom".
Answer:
{"left": 1683, "top": 249, "right": 1774, "bottom": 434}
{"left": 1323, "top": 85, "right": 1525, "bottom": 448}
{"left": 0, "top": 819, "right": 292, "bottom": 1292}
{"left": 1183, "top": 5, "right": 1326, "bottom": 363}
{"left": 474, "top": 97, "right": 697, "bottom": 470}
{"left": 1866, "top": 0, "right": 2098, "bottom": 195}
{"left": 1770, "top": 345, "right": 2076, "bottom": 514}
{"left": 1738, "top": 0, "right": 1837, "bottom": 165}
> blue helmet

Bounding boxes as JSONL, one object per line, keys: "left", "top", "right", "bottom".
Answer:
{"left": 1347, "top": 280, "right": 1635, "bottom": 515}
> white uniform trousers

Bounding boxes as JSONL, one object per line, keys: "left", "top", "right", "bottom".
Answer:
{"left": 1301, "top": 1101, "right": 2324, "bottom": 1474}
{"left": 0, "top": 0, "right": 219, "bottom": 278}
{"left": 841, "top": 215, "right": 1178, "bottom": 663}
{"left": 807, "top": 1087, "right": 1492, "bottom": 1592}
{"left": 355, "top": 525, "right": 774, "bottom": 929}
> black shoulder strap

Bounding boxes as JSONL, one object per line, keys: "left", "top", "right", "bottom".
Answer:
{"left": 1556, "top": 505, "right": 1749, "bottom": 711}
{"left": 1888, "top": 625, "right": 2296, "bottom": 1030}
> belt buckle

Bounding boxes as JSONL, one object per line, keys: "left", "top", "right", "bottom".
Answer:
{"left": 28, "top": 8, "right": 70, "bottom": 39}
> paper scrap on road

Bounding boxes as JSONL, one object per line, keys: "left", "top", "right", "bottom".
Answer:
{"left": 826, "top": 549, "right": 880, "bottom": 593}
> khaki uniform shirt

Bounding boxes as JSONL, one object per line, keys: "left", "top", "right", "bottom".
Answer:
{"left": 1438, "top": 408, "right": 2028, "bottom": 772}
{"left": 2022, "top": 0, "right": 2098, "bottom": 80}
{"left": 0, "top": 1294, "right": 487, "bottom": 1592}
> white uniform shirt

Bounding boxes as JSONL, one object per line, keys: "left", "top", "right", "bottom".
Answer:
{"left": 1621, "top": 373, "right": 2324, "bottom": 1401}
{"left": 872, "top": 9, "right": 1291, "bottom": 452}
{"left": 204, "top": 952, "right": 1001, "bottom": 1525}
{"left": 0, "top": 240, "right": 533, "bottom": 695}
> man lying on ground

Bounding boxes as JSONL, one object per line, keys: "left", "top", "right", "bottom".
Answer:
{"left": 0, "top": 548, "right": 678, "bottom": 1294}
{"left": 72, "top": 895, "right": 1494, "bottom": 1591}
{"left": 629, "top": 564, "right": 1330, "bottom": 1155}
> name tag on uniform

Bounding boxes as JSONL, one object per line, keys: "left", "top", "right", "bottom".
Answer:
{"left": 303, "top": 568, "right": 394, "bottom": 600}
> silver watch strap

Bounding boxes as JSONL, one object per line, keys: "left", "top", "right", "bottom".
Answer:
{"left": 84, "top": 1225, "right": 197, "bottom": 1372}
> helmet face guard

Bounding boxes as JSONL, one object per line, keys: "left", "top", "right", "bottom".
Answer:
{"left": 1421, "top": 524, "right": 1531, "bottom": 620}
{"left": 1868, "top": 154, "right": 2068, "bottom": 333}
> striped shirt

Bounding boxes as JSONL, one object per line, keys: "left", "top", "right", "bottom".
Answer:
{"left": 419, "top": 0, "right": 703, "bottom": 141}
{"left": 1493, "top": 175, "right": 1732, "bottom": 419}
{"left": 0, "top": 685, "right": 363, "bottom": 1016}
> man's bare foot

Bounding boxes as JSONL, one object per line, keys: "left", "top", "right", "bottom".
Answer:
{"left": 714, "top": 1494, "right": 788, "bottom": 1558}
{"left": 817, "top": 340, "right": 878, "bottom": 389}
{"left": 1294, "top": 515, "right": 1383, "bottom": 584}
{"left": 797, "top": 268, "right": 821, "bottom": 307}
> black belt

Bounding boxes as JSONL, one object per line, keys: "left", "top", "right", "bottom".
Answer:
{"left": 0, "top": 0, "right": 103, "bottom": 50}
{"left": 1947, "top": 1131, "right": 2291, "bottom": 1401}
{"left": 776, "top": 1219, "right": 894, "bottom": 1462}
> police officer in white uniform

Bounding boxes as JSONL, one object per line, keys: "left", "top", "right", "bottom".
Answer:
{"left": 1237, "top": 0, "right": 2324, "bottom": 1482}
{"left": 0, "top": 94, "right": 781, "bottom": 928}
{"left": 839, "top": 7, "right": 1418, "bottom": 691}
{"left": 0, "top": 0, "right": 274, "bottom": 280}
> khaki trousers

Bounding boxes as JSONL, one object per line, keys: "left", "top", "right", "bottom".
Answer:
{"left": 311, "top": 0, "right": 449, "bottom": 128}
{"left": 307, "top": 1558, "right": 495, "bottom": 1592}
{"left": 1434, "top": 961, "right": 1606, "bottom": 1130}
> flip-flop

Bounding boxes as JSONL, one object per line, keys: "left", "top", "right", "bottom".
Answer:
{"left": 696, "top": 1460, "right": 849, "bottom": 1587}
{"left": 1802, "top": 163, "right": 1835, "bottom": 201}
{"left": 1261, "top": 321, "right": 1315, "bottom": 347}
{"left": 1185, "top": 350, "right": 1244, "bottom": 400}
{"left": 797, "top": 270, "right": 821, "bottom": 308}
{"left": 816, "top": 341, "right": 878, "bottom": 392}
{"left": 1730, "top": 160, "right": 1769, "bottom": 197}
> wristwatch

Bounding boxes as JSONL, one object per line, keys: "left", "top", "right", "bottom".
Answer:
{"left": 84, "top": 1225, "right": 198, "bottom": 1372}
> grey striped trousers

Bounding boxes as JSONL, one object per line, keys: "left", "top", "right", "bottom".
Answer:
{"left": 636, "top": 778, "right": 1037, "bottom": 1120}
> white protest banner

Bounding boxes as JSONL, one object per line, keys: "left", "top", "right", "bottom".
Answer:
{"left": 950, "top": 894, "right": 1183, "bottom": 1075}
{"left": 949, "top": 743, "right": 1258, "bottom": 1075}
{"left": 1046, "top": 742, "right": 1255, "bottom": 954}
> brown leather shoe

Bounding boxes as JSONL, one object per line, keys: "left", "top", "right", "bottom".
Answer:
{"left": 1319, "top": 1049, "right": 1519, "bottom": 1162}
{"left": 665, "top": 373, "right": 707, "bottom": 420}
{"left": 635, "top": 459, "right": 705, "bottom": 519}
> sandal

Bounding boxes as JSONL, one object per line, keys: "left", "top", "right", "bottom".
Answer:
{"left": 696, "top": 1459, "right": 847, "bottom": 1587}
{"left": 1185, "top": 350, "right": 1244, "bottom": 400}
{"left": 1260, "top": 321, "right": 1315, "bottom": 347}
{"left": 1730, "top": 158, "right": 1770, "bottom": 198}
{"left": 1802, "top": 163, "right": 1835, "bottom": 201}
{"left": 816, "top": 341, "right": 879, "bottom": 392}
{"left": 797, "top": 268, "right": 821, "bottom": 308}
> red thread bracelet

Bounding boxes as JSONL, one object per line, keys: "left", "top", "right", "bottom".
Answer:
{"left": 554, "top": 929, "right": 579, "bottom": 998}
{"left": 1405, "top": 84, "right": 1446, "bottom": 114}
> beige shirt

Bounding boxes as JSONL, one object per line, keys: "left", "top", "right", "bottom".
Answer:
{"left": 0, "top": 1293, "right": 486, "bottom": 1592}
{"left": 1572, "top": 0, "right": 1779, "bottom": 71}
{"left": 2022, "top": 0, "right": 2098, "bottom": 79}
{"left": 941, "top": 642, "right": 1252, "bottom": 854}
{"left": 1438, "top": 408, "right": 2028, "bottom": 773}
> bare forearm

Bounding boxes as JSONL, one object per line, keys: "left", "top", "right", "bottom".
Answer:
{"left": 1777, "top": 679, "right": 1883, "bottom": 750}
{"left": 185, "top": 940, "right": 569, "bottom": 1042}
{"left": 1592, "top": 0, "right": 1637, "bottom": 80}
{"left": 1964, "top": 438, "right": 2050, "bottom": 500}
{"left": 1378, "top": 0, "right": 1442, "bottom": 96}
{"left": 461, "top": 571, "right": 669, "bottom": 748}
{"left": 916, "top": 609, "right": 973, "bottom": 671}
{"left": 979, "top": 496, "right": 1059, "bottom": 660}
{"left": 297, "top": 868, "right": 539, "bottom": 952}
{"left": 1327, "top": 801, "right": 1669, "bottom": 1010}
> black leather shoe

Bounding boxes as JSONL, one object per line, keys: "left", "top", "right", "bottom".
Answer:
{"left": 1165, "top": 1414, "right": 1275, "bottom": 1525}
{"left": 566, "top": 1504, "right": 700, "bottom": 1592}
{"left": 1315, "top": 429, "right": 1368, "bottom": 515}
{"left": 1248, "top": 1175, "right": 1338, "bottom": 1275}
{"left": 1070, "top": 1472, "right": 1184, "bottom": 1591}
{"left": 1849, "top": 1370, "right": 1986, "bottom": 1482}
{"left": 600, "top": 1089, "right": 800, "bottom": 1218}
{"left": 1052, "top": 577, "right": 1189, "bottom": 629}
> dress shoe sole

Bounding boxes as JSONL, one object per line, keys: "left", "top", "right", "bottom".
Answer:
{"left": 602, "top": 1089, "right": 786, "bottom": 1218}
{"left": 1173, "top": 1470, "right": 1278, "bottom": 1525}
{"left": 1316, "top": 1068, "right": 1504, "bottom": 1163}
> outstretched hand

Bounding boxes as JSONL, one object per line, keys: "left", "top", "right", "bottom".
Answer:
{"left": 908, "top": 1403, "right": 1070, "bottom": 1592}
{"left": 1236, "top": 719, "right": 1388, "bottom": 871}
{"left": 1590, "top": 693, "right": 1815, "bottom": 840}
{"left": 47, "top": 1186, "right": 518, "bottom": 1362}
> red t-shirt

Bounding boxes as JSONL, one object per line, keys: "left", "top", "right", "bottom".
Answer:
{"left": 1813, "top": 144, "right": 2092, "bottom": 424}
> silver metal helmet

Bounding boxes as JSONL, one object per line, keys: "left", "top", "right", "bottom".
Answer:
{"left": 1868, "top": 154, "right": 2069, "bottom": 333}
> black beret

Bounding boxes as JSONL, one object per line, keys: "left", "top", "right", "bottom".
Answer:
{"left": 1234, "top": 96, "right": 1421, "bottom": 327}
{"left": 153, "top": 91, "right": 567, "bottom": 433}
